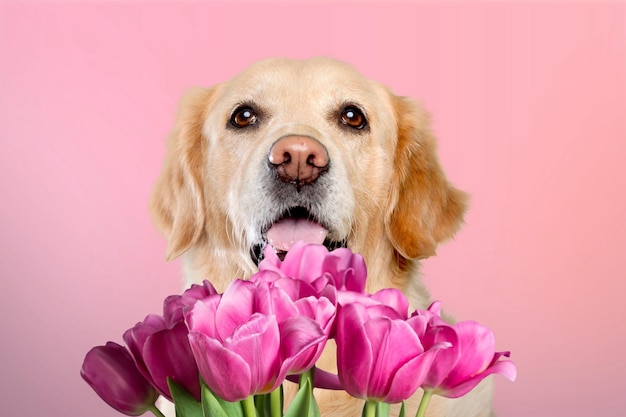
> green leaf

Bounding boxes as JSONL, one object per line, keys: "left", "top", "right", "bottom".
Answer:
{"left": 375, "top": 402, "right": 390, "bottom": 417}
{"left": 284, "top": 378, "right": 320, "bottom": 417}
{"left": 398, "top": 401, "right": 406, "bottom": 417}
{"left": 308, "top": 386, "right": 320, "bottom": 417}
{"left": 167, "top": 378, "right": 203, "bottom": 417}
{"left": 201, "top": 380, "right": 243, "bottom": 417}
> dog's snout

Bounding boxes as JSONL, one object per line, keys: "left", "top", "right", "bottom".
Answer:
{"left": 269, "top": 136, "right": 329, "bottom": 186}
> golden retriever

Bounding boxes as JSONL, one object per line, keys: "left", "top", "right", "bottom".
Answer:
{"left": 150, "top": 57, "right": 494, "bottom": 417}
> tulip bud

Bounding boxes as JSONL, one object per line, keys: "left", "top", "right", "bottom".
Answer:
{"left": 421, "top": 320, "right": 517, "bottom": 398}
{"left": 336, "top": 303, "right": 450, "bottom": 403}
{"left": 80, "top": 342, "right": 159, "bottom": 416}
{"left": 258, "top": 240, "right": 367, "bottom": 292}
{"left": 123, "top": 317, "right": 201, "bottom": 401}
{"left": 185, "top": 279, "right": 327, "bottom": 402}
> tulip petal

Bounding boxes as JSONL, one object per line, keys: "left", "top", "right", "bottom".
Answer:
{"left": 163, "top": 280, "right": 217, "bottom": 325}
{"left": 215, "top": 280, "right": 256, "bottom": 340}
{"left": 281, "top": 241, "right": 330, "bottom": 281}
{"left": 364, "top": 317, "right": 422, "bottom": 400}
{"left": 384, "top": 341, "right": 450, "bottom": 403}
{"left": 122, "top": 315, "right": 166, "bottom": 384}
{"left": 80, "top": 342, "right": 158, "bottom": 416}
{"left": 418, "top": 324, "right": 460, "bottom": 388}
{"left": 253, "top": 284, "right": 299, "bottom": 323}
{"left": 260, "top": 244, "right": 283, "bottom": 271}
{"left": 406, "top": 314, "right": 428, "bottom": 339}
{"left": 184, "top": 295, "right": 221, "bottom": 338}
{"left": 336, "top": 303, "right": 373, "bottom": 399}
{"left": 294, "top": 296, "right": 336, "bottom": 334}
{"left": 321, "top": 248, "right": 367, "bottom": 292}
{"left": 444, "top": 321, "right": 495, "bottom": 387}
{"left": 188, "top": 332, "right": 252, "bottom": 402}
{"left": 224, "top": 313, "right": 282, "bottom": 394}
{"left": 143, "top": 322, "right": 201, "bottom": 401}
{"left": 370, "top": 288, "right": 410, "bottom": 318}
{"left": 279, "top": 316, "right": 327, "bottom": 375}
{"left": 435, "top": 358, "right": 517, "bottom": 398}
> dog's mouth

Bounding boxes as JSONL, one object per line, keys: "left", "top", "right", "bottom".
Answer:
{"left": 250, "top": 206, "right": 347, "bottom": 264}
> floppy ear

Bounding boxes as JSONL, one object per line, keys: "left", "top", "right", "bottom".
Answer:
{"left": 150, "top": 87, "right": 215, "bottom": 261}
{"left": 385, "top": 95, "right": 468, "bottom": 260}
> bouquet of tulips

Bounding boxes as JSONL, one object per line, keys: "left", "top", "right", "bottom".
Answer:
{"left": 81, "top": 242, "right": 516, "bottom": 417}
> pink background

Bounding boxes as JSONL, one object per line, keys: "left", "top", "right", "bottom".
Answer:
{"left": 1, "top": 1, "right": 625, "bottom": 416}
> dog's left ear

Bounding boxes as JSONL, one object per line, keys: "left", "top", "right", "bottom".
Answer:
{"left": 385, "top": 95, "right": 468, "bottom": 260}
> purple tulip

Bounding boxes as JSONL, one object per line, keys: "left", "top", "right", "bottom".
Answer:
{"left": 81, "top": 342, "right": 159, "bottom": 416}
{"left": 123, "top": 316, "right": 201, "bottom": 401}
{"left": 336, "top": 302, "right": 450, "bottom": 403}
{"left": 122, "top": 281, "right": 216, "bottom": 401}
{"left": 185, "top": 279, "right": 328, "bottom": 402}
{"left": 163, "top": 280, "right": 218, "bottom": 326}
{"left": 420, "top": 320, "right": 517, "bottom": 398}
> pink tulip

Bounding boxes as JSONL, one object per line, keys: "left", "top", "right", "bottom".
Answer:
{"left": 185, "top": 279, "right": 328, "bottom": 402}
{"left": 258, "top": 241, "right": 367, "bottom": 293}
{"left": 123, "top": 281, "right": 216, "bottom": 401}
{"left": 251, "top": 268, "right": 338, "bottom": 307}
{"left": 336, "top": 302, "right": 450, "bottom": 403}
{"left": 420, "top": 320, "right": 517, "bottom": 398}
{"left": 336, "top": 287, "right": 410, "bottom": 319}
{"left": 251, "top": 267, "right": 341, "bottom": 389}
{"left": 289, "top": 294, "right": 336, "bottom": 373}
{"left": 81, "top": 342, "right": 159, "bottom": 416}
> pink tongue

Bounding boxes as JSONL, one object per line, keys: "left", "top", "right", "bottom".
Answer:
{"left": 266, "top": 217, "right": 328, "bottom": 252}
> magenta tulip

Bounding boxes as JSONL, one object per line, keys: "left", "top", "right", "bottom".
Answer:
{"left": 250, "top": 268, "right": 340, "bottom": 389}
{"left": 258, "top": 241, "right": 367, "bottom": 293}
{"left": 336, "top": 287, "right": 410, "bottom": 319}
{"left": 421, "top": 320, "right": 517, "bottom": 398}
{"left": 123, "top": 316, "right": 201, "bottom": 401}
{"left": 336, "top": 302, "right": 449, "bottom": 403}
{"left": 163, "top": 280, "right": 218, "bottom": 326}
{"left": 122, "top": 282, "right": 216, "bottom": 401}
{"left": 81, "top": 342, "right": 159, "bottom": 416}
{"left": 185, "top": 279, "right": 328, "bottom": 402}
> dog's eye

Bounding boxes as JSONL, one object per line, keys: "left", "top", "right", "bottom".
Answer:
{"left": 230, "top": 106, "right": 257, "bottom": 128}
{"left": 340, "top": 106, "right": 367, "bottom": 130}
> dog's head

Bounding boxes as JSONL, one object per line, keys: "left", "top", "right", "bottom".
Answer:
{"left": 150, "top": 57, "right": 467, "bottom": 282}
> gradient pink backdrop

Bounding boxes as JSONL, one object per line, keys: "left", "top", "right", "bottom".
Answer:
{"left": 1, "top": 1, "right": 625, "bottom": 416}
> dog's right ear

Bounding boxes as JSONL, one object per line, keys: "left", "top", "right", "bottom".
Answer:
{"left": 385, "top": 95, "right": 468, "bottom": 261}
{"left": 150, "top": 87, "right": 215, "bottom": 261}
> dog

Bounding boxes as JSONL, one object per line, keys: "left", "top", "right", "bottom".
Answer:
{"left": 150, "top": 57, "right": 494, "bottom": 417}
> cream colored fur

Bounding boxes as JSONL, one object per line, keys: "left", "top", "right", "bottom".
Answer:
{"left": 151, "top": 57, "right": 493, "bottom": 417}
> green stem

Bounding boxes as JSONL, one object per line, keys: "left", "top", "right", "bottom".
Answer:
{"left": 242, "top": 395, "right": 258, "bottom": 417}
{"left": 363, "top": 400, "right": 377, "bottom": 417}
{"left": 415, "top": 390, "right": 433, "bottom": 417}
{"left": 147, "top": 404, "right": 167, "bottom": 417}
{"left": 299, "top": 368, "right": 314, "bottom": 388}
{"left": 270, "top": 389, "right": 282, "bottom": 417}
